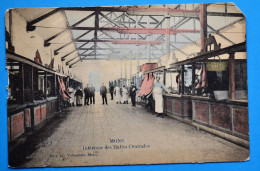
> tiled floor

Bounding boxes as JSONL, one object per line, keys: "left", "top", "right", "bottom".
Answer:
{"left": 15, "top": 94, "right": 249, "bottom": 167}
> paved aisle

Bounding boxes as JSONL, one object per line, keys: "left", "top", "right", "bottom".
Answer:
{"left": 13, "top": 94, "right": 249, "bottom": 167}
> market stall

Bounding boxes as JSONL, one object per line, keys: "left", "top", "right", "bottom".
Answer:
{"left": 6, "top": 51, "right": 76, "bottom": 142}
{"left": 164, "top": 41, "right": 248, "bottom": 139}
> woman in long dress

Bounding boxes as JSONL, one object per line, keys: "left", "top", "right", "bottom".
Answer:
{"left": 153, "top": 75, "right": 169, "bottom": 118}
{"left": 75, "top": 87, "right": 83, "bottom": 106}
{"left": 114, "top": 84, "right": 121, "bottom": 104}
{"left": 122, "top": 85, "right": 128, "bottom": 104}
{"left": 67, "top": 87, "right": 75, "bottom": 106}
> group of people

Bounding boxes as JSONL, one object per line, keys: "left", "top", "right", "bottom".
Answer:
{"left": 83, "top": 84, "right": 96, "bottom": 105}
{"left": 112, "top": 82, "right": 137, "bottom": 106}
{"left": 68, "top": 83, "right": 137, "bottom": 106}
{"left": 67, "top": 77, "right": 168, "bottom": 119}
{"left": 67, "top": 84, "right": 96, "bottom": 106}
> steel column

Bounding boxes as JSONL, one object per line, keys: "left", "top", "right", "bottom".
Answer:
{"left": 181, "top": 65, "right": 185, "bottom": 95}
{"left": 129, "top": 54, "right": 132, "bottom": 78}
{"left": 125, "top": 57, "right": 127, "bottom": 79}
{"left": 120, "top": 58, "right": 122, "bottom": 78}
{"left": 192, "top": 65, "right": 195, "bottom": 95}
{"left": 31, "top": 66, "right": 34, "bottom": 102}
{"left": 44, "top": 71, "right": 47, "bottom": 99}
{"left": 94, "top": 10, "right": 99, "bottom": 59}
{"left": 200, "top": 4, "right": 207, "bottom": 53}
{"left": 19, "top": 63, "right": 25, "bottom": 104}
{"left": 229, "top": 52, "right": 236, "bottom": 100}
{"left": 166, "top": 15, "right": 171, "bottom": 61}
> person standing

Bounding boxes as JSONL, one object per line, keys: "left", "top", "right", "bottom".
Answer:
{"left": 67, "top": 87, "right": 75, "bottom": 106}
{"left": 109, "top": 84, "right": 114, "bottom": 100}
{"left": 152, "top": 75, "right": 169, "bottom": 118}
{"left": 83, "top": 84, "right": 90, "bottom": 105}
{"left": 100, "top": 83, "right": 108, "bottom": 105}
{"left": 114, "top": 84, "right": 121, "bottom": 104}
{"left": 89, "top": 84, "right": 95, "bottom": 104}
{"left": 129, "top": 82, "right": 137, "bottom": 106}
{"left": 75, "top": 86, "right": 83, "bottom": 106}
{"left": 122, "top": 85, "right": 128, "bottom": 104}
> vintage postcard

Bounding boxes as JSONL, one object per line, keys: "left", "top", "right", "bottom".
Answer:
{"left": 6, "top": 3, "right": 249, "bottom": 168}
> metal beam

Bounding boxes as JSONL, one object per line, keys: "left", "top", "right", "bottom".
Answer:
{"left": 54, "top": 30, "right": 92, "bottom": 55}
{"left": 170, "top": 43, "right": 189, "bottom": 57}
{"left": 180, "top": 33, "right": 201, "bottom": 47}
{"left": 80, "top": 54, "right": 107, "bottom": 57}
{"left": 195, "top": 18, "right": 236, "bottom": 45}
{"left": 54, "top": 11, "right": 115, "bottom": 52}
{"left": 112, "top": 40, "right": 162, "bottom": 45}
{"left": 70, "top": 26, "right": 200, "bottom": 35}
{"left": 74, "top": 39, "right": 163, "bottom": 45}
{"left": 99, "top": 12, "right": 127, "bottom": 28}
{"left": 61, "top": 50, "right": 77, "bottom": 61}
{"left": 66, "top": 56, "right": 79, "bottom": 65}
{"left": 171, "top": 42, "right": 246, "bottom": 66}
{"left": 207, "top": 12, "right": 244, "bottom": 17}
{"left": 80, "top": 57, "right": 160, "bottom": 61}
{"left": 69, "top": 59, "right": 81, "bottom": 68}
{"left": 62, "top": 10, "right": 81, "bottom": 63}
{"left": 61, "top": 7, "right": 199, "bottom": 17}
{"left": 118, "top": 28, "right": 200, "bottom": 35}
{"left": 154, "top": 6, "right": 200, "bottom": 42}
{"left": 76, "top": 47, "right": 174, "bottom": 52}
{"left": 27, "top": 8, "right": 60, "bottom": 31}
{"left": 44, "top": 12, "right": 95, "bottom": 46}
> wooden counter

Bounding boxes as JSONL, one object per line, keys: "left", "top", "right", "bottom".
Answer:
{"left": 163, "top": 94, "right": 248, "bottom": 140}
{"left": 191, "top": 96, "right": 248, "bottom": 139}
{"left": 7, "top": 96, "right": 58, "bottom": 142}
{"left": 163, "top": 94, "right": 192, "bottom": 119}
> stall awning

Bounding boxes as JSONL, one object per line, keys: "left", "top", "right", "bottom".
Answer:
{"left": 170, "top": 42, "right": 246, "bottom": 67}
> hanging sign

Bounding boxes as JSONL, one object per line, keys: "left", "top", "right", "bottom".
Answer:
{"left": 205, "top": 61, "right": 228, "bottom": 71}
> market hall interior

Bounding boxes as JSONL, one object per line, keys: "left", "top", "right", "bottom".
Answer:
{"left": 6, "top": 3, "right": 249, "bottom": 167}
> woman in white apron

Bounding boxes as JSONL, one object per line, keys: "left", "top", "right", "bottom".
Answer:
{"left": 122, "top": 85, "right": 128, "bottom": 104}
{"left": 67, "top": 87, "right": 75, "bottom": 106}
{"left": 114, "top": 84, "right": 121, "bottom": 104}
{"left": 153, "top": 75, "right": 169, "bottom": 118}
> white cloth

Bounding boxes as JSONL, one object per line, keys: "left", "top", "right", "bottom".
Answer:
{"left": 122, "top": 87, "right": 128, "bottom": 102}
{"left": 153, "top": 87, "right": 164, "bottom": 113}
{"left": 76, "top": 96, "right": 82, "bottom": 105}
{"left": 115, "top": 86, "right": 121, "bottom": 103}
{"left": 67, "top": 88, "right": 75, "bottom": 104}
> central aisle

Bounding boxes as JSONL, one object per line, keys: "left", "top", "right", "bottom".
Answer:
{"left": 21, "top": 93, "right": 249, "bottom": 167}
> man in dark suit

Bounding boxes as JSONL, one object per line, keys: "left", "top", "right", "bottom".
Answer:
{"left": 129, "top": 82, "right": 137, "bottom": 106}
{"left": 83, "top": 84, "right": 90, "bottom": 105}
{"left": 109, "top": 85, "right": 114, "bottom": 100}
{"left": 89, "top": 84, "right": 95, "bottom": 104}
{"left": 100, "top": 83, "right": 108, "bottom": 105}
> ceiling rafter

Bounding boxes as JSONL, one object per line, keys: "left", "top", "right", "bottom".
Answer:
{"left": 44, "top": 11, "right": 96, "bottom": 46}
{"left": 21, "top": 4, "right": 245, "bottom": 66}
{"left": 54, "top": 11, "right": 115, "bottom": 54}
{"left": 26, "top": 8, "right": 61, "bottom": 31}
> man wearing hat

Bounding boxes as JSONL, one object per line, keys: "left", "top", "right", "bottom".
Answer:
{"left": 129, "top": 82, "right": 137, "bottom": 106}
